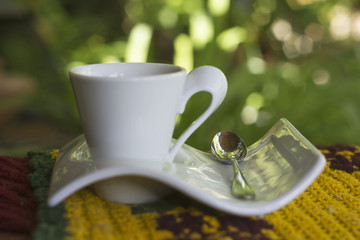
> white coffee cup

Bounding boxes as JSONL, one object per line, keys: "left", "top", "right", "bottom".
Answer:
{"left": 69, "top": 62, "right": 227, "bottom": 203}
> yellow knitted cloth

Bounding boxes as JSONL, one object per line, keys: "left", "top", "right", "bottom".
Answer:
{"left": 50, "top": 145, "right": 360, "bottom": 240}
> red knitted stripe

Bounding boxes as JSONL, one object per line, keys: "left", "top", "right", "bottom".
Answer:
{"left": 0, "top": 156, "right": 37, "bottom": 233}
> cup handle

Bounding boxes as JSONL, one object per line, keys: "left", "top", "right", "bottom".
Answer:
{"left": 167, "top": 66, "right": 228, "bottom": 162}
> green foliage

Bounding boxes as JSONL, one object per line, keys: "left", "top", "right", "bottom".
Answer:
{"left": 2, "top": 0, "right": 360, "bottom": 150}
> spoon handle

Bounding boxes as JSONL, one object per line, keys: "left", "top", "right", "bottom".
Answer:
{"left": 231, "top": 159, "right": 255, "bottom": 200}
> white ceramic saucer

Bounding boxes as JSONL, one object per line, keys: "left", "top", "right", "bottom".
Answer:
{"left": 48, "top": 118, "right": 326, "bottom": 216}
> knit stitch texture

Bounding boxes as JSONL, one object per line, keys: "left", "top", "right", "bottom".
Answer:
{"left": 1, "top": 145, "right": 359, "bottom": 239}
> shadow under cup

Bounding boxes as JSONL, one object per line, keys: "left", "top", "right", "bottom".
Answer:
{"left": 69, "top": 62, "right": 227, "bottom": 203}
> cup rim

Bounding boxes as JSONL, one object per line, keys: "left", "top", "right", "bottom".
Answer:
{"left": 69, "top": 62, "right": 187, "bottom": 80}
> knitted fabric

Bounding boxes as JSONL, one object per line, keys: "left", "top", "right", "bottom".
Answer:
{"left": 27, "top": 151, "right": 68, "bottom": 240}
{"left": 58, "top": 145, "right": 360, "bottom": 240}
{"left": 0, "top": 155, "right": 36, "bottom": 233}
{"left": 262, "top": 145, "right": 360, "bottom": 240}
{"left": 1, "top": 145, "right": 360, "bottom": 239}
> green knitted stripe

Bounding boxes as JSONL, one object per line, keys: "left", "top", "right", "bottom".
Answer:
{"left": 28, "top": 151, "right": 68, "bottom": 240}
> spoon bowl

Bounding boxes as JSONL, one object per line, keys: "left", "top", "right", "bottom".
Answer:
{"left": 211, "top": 131, "right": 247, "bottom": 164}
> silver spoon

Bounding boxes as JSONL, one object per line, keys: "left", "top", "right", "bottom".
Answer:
{"left": 211, "top": 131, "right": 255, "bottom": 200}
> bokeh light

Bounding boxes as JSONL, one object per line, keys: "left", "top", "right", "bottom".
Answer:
{"left": 216, "top": 27, "right": 247, "bottom": 52}
{"left": 125, "top": 23, "right": 152, "bottom": 62}
{"left": 190, "top": 11, "right": 214, "bottom": 49}
{"left": 174, "top": 34, "right": 193, "bottom": 71}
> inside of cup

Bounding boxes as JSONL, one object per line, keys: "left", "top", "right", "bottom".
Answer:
{"left": 71, "top": 63, "right": 184, "bottom": 78}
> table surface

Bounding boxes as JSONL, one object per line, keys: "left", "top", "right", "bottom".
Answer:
{"left": 1, "top": 144, "right": 360, "bottom": 240}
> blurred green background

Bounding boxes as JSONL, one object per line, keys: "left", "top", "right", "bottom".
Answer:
{"left": 0, "top": 0, "right": 360, "bottom": 155}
